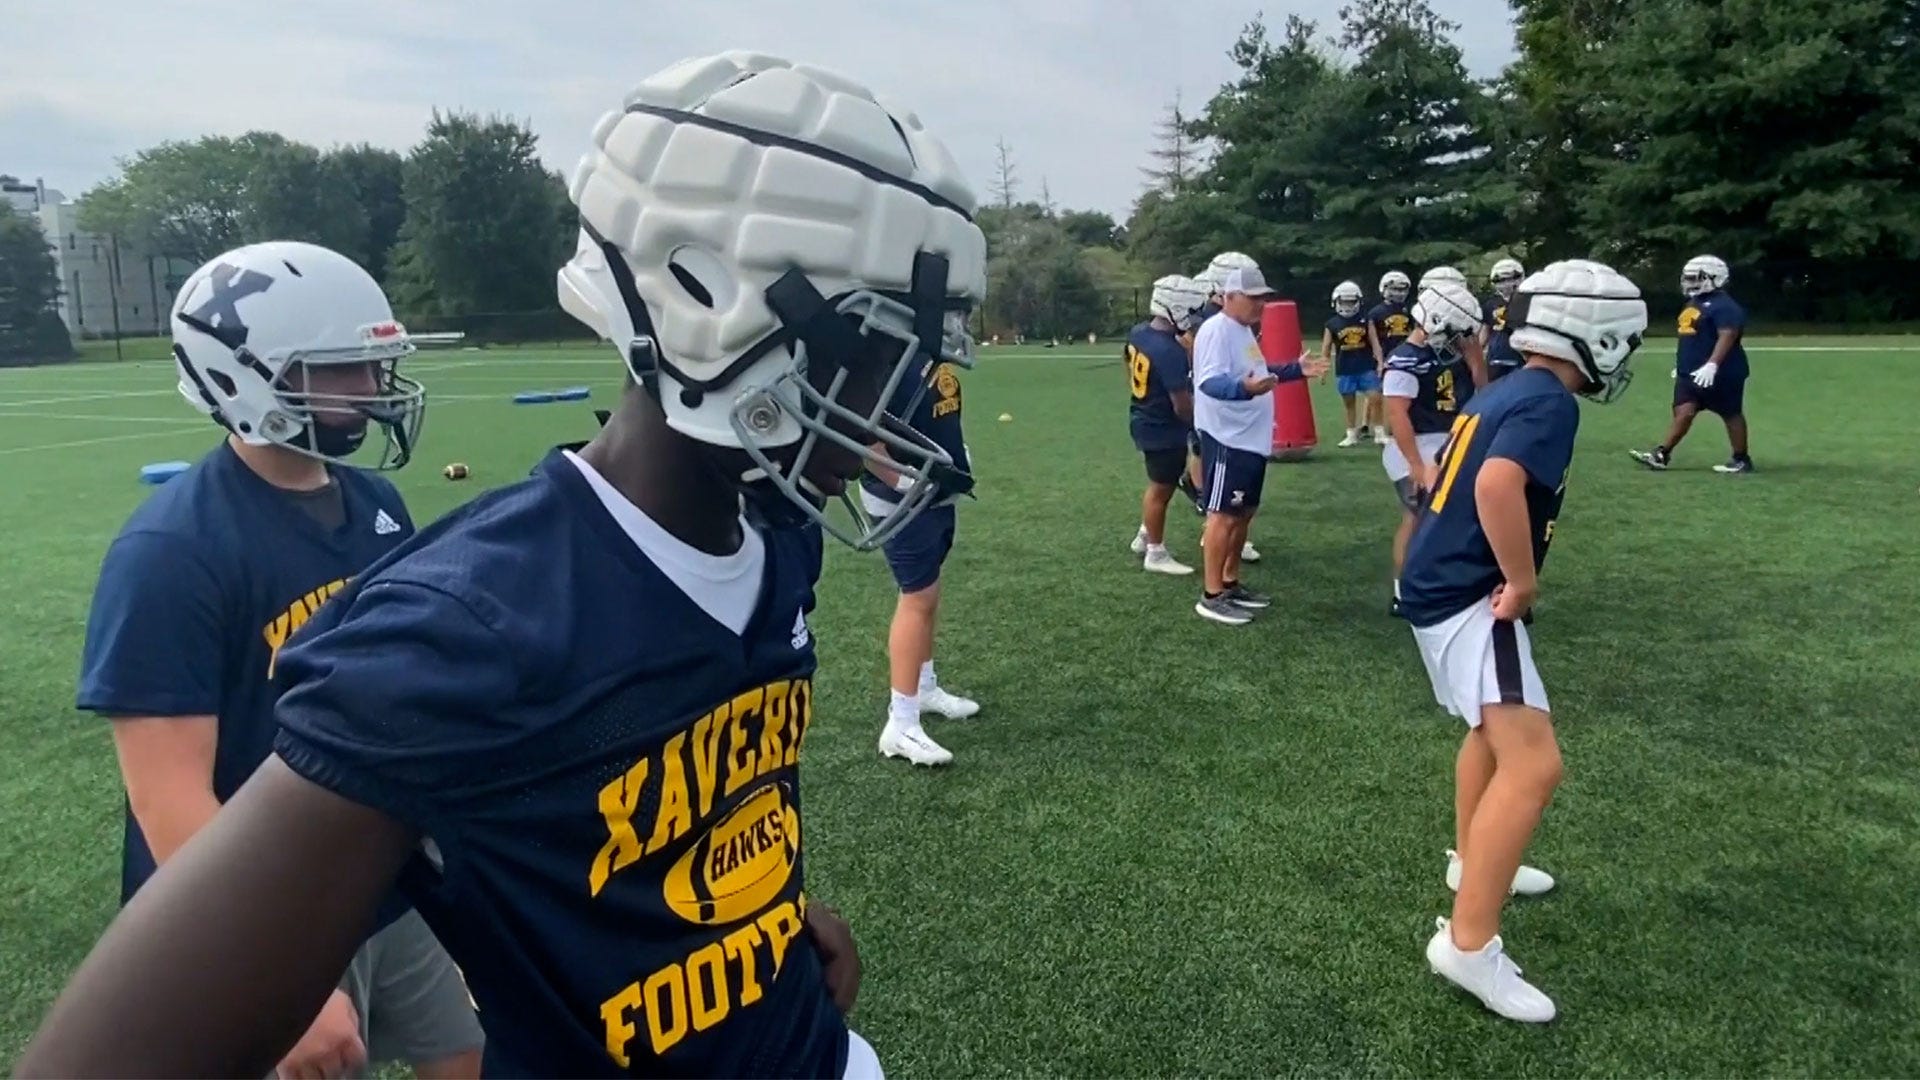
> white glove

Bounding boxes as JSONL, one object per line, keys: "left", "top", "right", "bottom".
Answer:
{"left": 1691, "top": 361, "right": 1719, "bottom": 388}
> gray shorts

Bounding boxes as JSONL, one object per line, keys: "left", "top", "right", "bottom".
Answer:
{"left": 340, "top": 909, "right": 483, "bottom": 1070}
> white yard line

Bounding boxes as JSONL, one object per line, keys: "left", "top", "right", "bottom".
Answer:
{"left": 0, "top": 412, "right": 218, "bottom": 425}
{"left": 0, "top": 389, "right": 176, "bottom": 408}
{"left": 0, "top": 425, "right": 209, "bottom": 456}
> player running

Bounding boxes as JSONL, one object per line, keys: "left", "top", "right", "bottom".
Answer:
{"left": 1324, "top": 280, "right": 1385, "bottom": 447}
{"left": 1128, "top": 274, "right": 1209, "bottom": 574}
{"left": 22, "top": 52, "right": 983, "bottom": 1077}
{"left": 1628, "top": 254, "right": 1754, "bottom": 473}
{"left": 1401, "top": 259, "right": 1647, "bottom": 1023}
{"left": 1383, "top": 278, "right": 1483, "bottom": 617}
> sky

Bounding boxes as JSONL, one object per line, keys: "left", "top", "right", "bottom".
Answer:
{"left": 0, "top": 0, "right": 1517, "bottom": 220}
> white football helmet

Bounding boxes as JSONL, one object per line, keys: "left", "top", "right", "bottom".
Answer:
{"left": 1200, "top": 251, "right": 1258, "bottom": 297}
{"left": 1508, "top": 259, "right": 1648, "bottom": 403}
{"left": 1332, "top": 280, "right": 1363, "bottom": 317}
{"left": 1411, "top": 280, "right": 1484, "bottom": 355}
{"left": 1150, "top": 274, "right": 1210, "bottom": 332}
{"left": 1490, "top": 258, "right": 1525, "bottom": 299}
{"left": 1379, "top": 270, "right": 1411, "bottom": 304}
{"left": 1420, "top": 265, "right": 1468, "bottom": 291}
{"left": 170, "top": 241, "right": 423, "bottom": 470}
{"left": 558, "top": 52, "right": 987, "bottom": 550}
{"left": 1681, "top": 254, "right": 1729, "bottom": 297}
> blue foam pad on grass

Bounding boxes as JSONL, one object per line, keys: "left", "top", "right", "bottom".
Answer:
{"left": 512, "top": 390, "right": 556, "bottom": 404}
{"left": 553, "top": 386, "right": 591, "bottom": 402}
{"left": 139, "top": 461, "right": 191, "bottom": 485}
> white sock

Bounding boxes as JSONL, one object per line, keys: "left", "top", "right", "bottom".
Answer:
{"left": 1135, "top": 523, "right": 1148, "bottom": 539}
{"left": 1147, "top": 543, "right": 1169, "bottom": 558}
{"left": 888, "top": 688, "right": 920, "bottom": 729}
{"left": 918, "top": 660, "right": 937, "bottom": 693}
{"left": 1393, "top": 578, "right": 1402, "bottom": 599}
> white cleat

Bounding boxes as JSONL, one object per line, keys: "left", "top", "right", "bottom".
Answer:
{"left": 879, "top": 723, "right": 953, "bottom": 765}
{"left": 919, "top": 686, "right": 981, "bottom": 720}
{"left": 1373, "top": 426, "right": 1390, "bottom": 445}
{"left": 1446, "top": 849, "right": 1556, "bottom": 896}
{"left": 1129, "top": 528, "right": 1148, "bottom": 555}
{"left": 1426, "top": 917, "right": 1557, "bottom": 1023}
{"left": 1143, "top": 550, "right": 1195, "bottom": 576}
{"left": 1338, "top": 430, "right": 1362, "bottom": 448}
{"left": 1240, "top": 541, "right": 1261, "bottom": 563}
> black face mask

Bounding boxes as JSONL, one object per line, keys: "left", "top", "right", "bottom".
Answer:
{"left": 310, "top": 415, "right": 370, "bottom": 458}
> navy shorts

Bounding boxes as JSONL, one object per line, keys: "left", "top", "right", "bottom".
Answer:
{"left": 1141, "top": 446, "right": 1186, "bottom": 486}
{"left": 882, "top": 504, "right": 956, "bottom": 594}
{"left": 1199, "top": 432, "right": 1266, "bottom": 517}
{"left": 1674, "top": 370, "right": 1747, "bottom": 417}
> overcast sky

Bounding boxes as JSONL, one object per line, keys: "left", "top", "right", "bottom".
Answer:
{"left": 1, "top": 0, "right": 1516, "bottom": 219}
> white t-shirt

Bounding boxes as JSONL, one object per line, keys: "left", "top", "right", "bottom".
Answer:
{"left": 1191, "top": 311, "right": 1273, "bottom": 455}
{"left": 564, "top": 450, "right": 765, "bottom": 635}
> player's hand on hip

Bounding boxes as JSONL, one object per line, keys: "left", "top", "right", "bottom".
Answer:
{"left": 805, "top": 901, "right": 862, "bottom": 1015}
{"left": 277, "top": 989, "right": 366, "bottom": 1080}
{"left": 1691, "top": 361, "right": 1719, "bottom": 388}
{"left": 1491, "top": 580, "right": 1537, "bottom": 622}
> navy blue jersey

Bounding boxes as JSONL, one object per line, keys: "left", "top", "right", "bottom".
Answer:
{"left": 76, "top": 441, "right": 413, "bottom": 903}
{"left": 1400, "top": 366, "right": 1579, "bottom": 627}
{"left": 1326, "top": 313, "right": 1374, "bottom": 376}
{"left": 1482, "top": 294, "right": 1522, "bottom": 368}
{"left": 1676, "top": 290, "right": 1748, "bottom": 378}
{"left": 1197, "top": 300, "right": 1222, "bottom": 326}
{"left": 1383, "top": 342, "right": 1470, "bottom": 435}
{"left": 862, "top": 359, "right": 969, "bottom": 507}
{"left": 274, "top": 452, "right": 846, "bottom": 1077}
{"left": 1368, "top": 302, "right": 1413, "bottom": 354}
{"left": 1126, "top": 320, "right": 1193, "bottom": 451}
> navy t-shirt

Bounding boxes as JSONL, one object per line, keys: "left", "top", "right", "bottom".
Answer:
{"left": 1677, "top": 290, "right": 1748, "bottom": 378}
{"left": 76, "top": 441, "right": 414, "bottom": 902}
{"left": 861, "top": 358, "right": 969, "bottom": 508}
{"left": 1400, "top": 366, "right": 1579, "bottom": 627}
{"left": 274, "top": 452, "right": 848, "bottom": 1077}
{"left": 1326, "top": 313, "right": 1373, "bottom": 376}
{"left": 1126, "top": 320, "right": 1193, "bottom": 452}
{"left": 1368, "top": 302, "right": 1413, "bottom": 355}
{"left": 1383, "top": 342, "right": 1470, "bottom": 435}
{"left": 1482, "top": 294, "right": 1522, "bottom": 369}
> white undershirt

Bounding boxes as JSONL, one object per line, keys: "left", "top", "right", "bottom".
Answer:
{"left": 564, "top": 451, "right": 765, "bottom": 635}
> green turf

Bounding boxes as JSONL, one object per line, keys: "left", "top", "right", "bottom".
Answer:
{"left": 3, "top": 339, "right": 1918, "bottom": 1075}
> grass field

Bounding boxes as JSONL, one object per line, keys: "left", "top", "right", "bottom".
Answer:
{"left": 3, "top": 338, "right": 1918, "bottom": 1076}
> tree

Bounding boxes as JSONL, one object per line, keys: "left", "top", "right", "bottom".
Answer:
{"left": 1571, "top": 0, "right": 1920, "bottom": 318}
{"left": 239, "top": 141, "right": 369, "bottom": 261}
{"left": 1140, "top": 91, "right": 1198, "bottom": 195}
{"left": 983, "top": 212, "right": 1097, "bottom": 339}
{"left": 387, "top": 111, "right": 574, "bottom": 316}
{"left": 328, "top": 145, "right": 407, "bottom": 282}
{"left": 989, "top": 138, "right": 1019, "bottom": 210}
{"left": 1059, "top": 210, "right": 1122, "bottom": 249}
{"left": 0, "top": 211, "right": 73, "bottom": 364}
{"left": 79, "top": 133, "right": 292, "bottom": 264}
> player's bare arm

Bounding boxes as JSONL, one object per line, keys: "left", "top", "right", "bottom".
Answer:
{"left": 1170, "top": 388, "right": 1193, "bottom": 424}
{"left": 107, "top": 715, "right": 219, "bottom": 865}
{"left": 1708, "top": 326, "right": 1741, "bottom": 366}
{"left": 17, "top": 757, "right": 414, "bottom": 1078}
{"left": 1474, "top": 457, "right": 1538, "bottom": 618}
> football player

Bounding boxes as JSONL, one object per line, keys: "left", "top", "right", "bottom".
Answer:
{"left": 1325, "top": 280, "right": 1386, "bottom": 447}
{"left": 1128, "top": 274, "right": 1209, "bottom": 575}
{"left": 1482, "top": 258, "right": 1525, "bottom": 382}
{"left": 20, "top": 53, "right": 984, "bottom": 1077}
{"left": 1191, "top": 262, "right": 1326, "bottom": 625}
{"left": 1423, "top": 266, "right": 1490, "bottom": 392}
{"left": 1368, "top": 270, "right": 1415, "bottom": 372}
{"left": 867, "top": 337, "right": 982, "bottom": 768}
{"left": 1383, "top": 279, "right": 1483, "bottom": 617}
{"left": 1401, "top": 259, "right": 1646, "bottom": 1023}
{"left": 71, "top": 241, "right": 481, "bottom": 1080}
{"left": 1628, "top": 254, "right": 1753, "bottom": 473}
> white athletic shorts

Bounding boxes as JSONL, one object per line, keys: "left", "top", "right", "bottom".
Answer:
{"left": 1411, "top": 595, "right": 1549, "bottom": 728}
{"left": 845, "top": 1031, "right": 884, "bottom": 1080}
{"left": 1382, "top": 431, "right": 1451, "bottom": 482}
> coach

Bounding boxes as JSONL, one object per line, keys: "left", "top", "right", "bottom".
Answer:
{"left": 1190, "top": 263, "right": 1324, "bottom": 625}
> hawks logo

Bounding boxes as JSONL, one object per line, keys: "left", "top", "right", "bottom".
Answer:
{"left": 663, "top": 781, "right": 800, "bottom": 926}
{"left": 932, "top": 363, "right": 961, "bottom": 418}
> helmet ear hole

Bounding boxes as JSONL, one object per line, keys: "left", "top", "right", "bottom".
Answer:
{"left": 667, "top": 246, "right": 737, "bottom": 311}
{"left": 208, "top": 369, "right": 238, "bottom": 398}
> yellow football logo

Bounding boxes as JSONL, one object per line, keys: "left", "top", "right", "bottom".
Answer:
{"left": 935, "top": 364, "right": 960, "bottom": 401}
{"left": 663, "top": 783, "right": 800, "bottom": 926}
